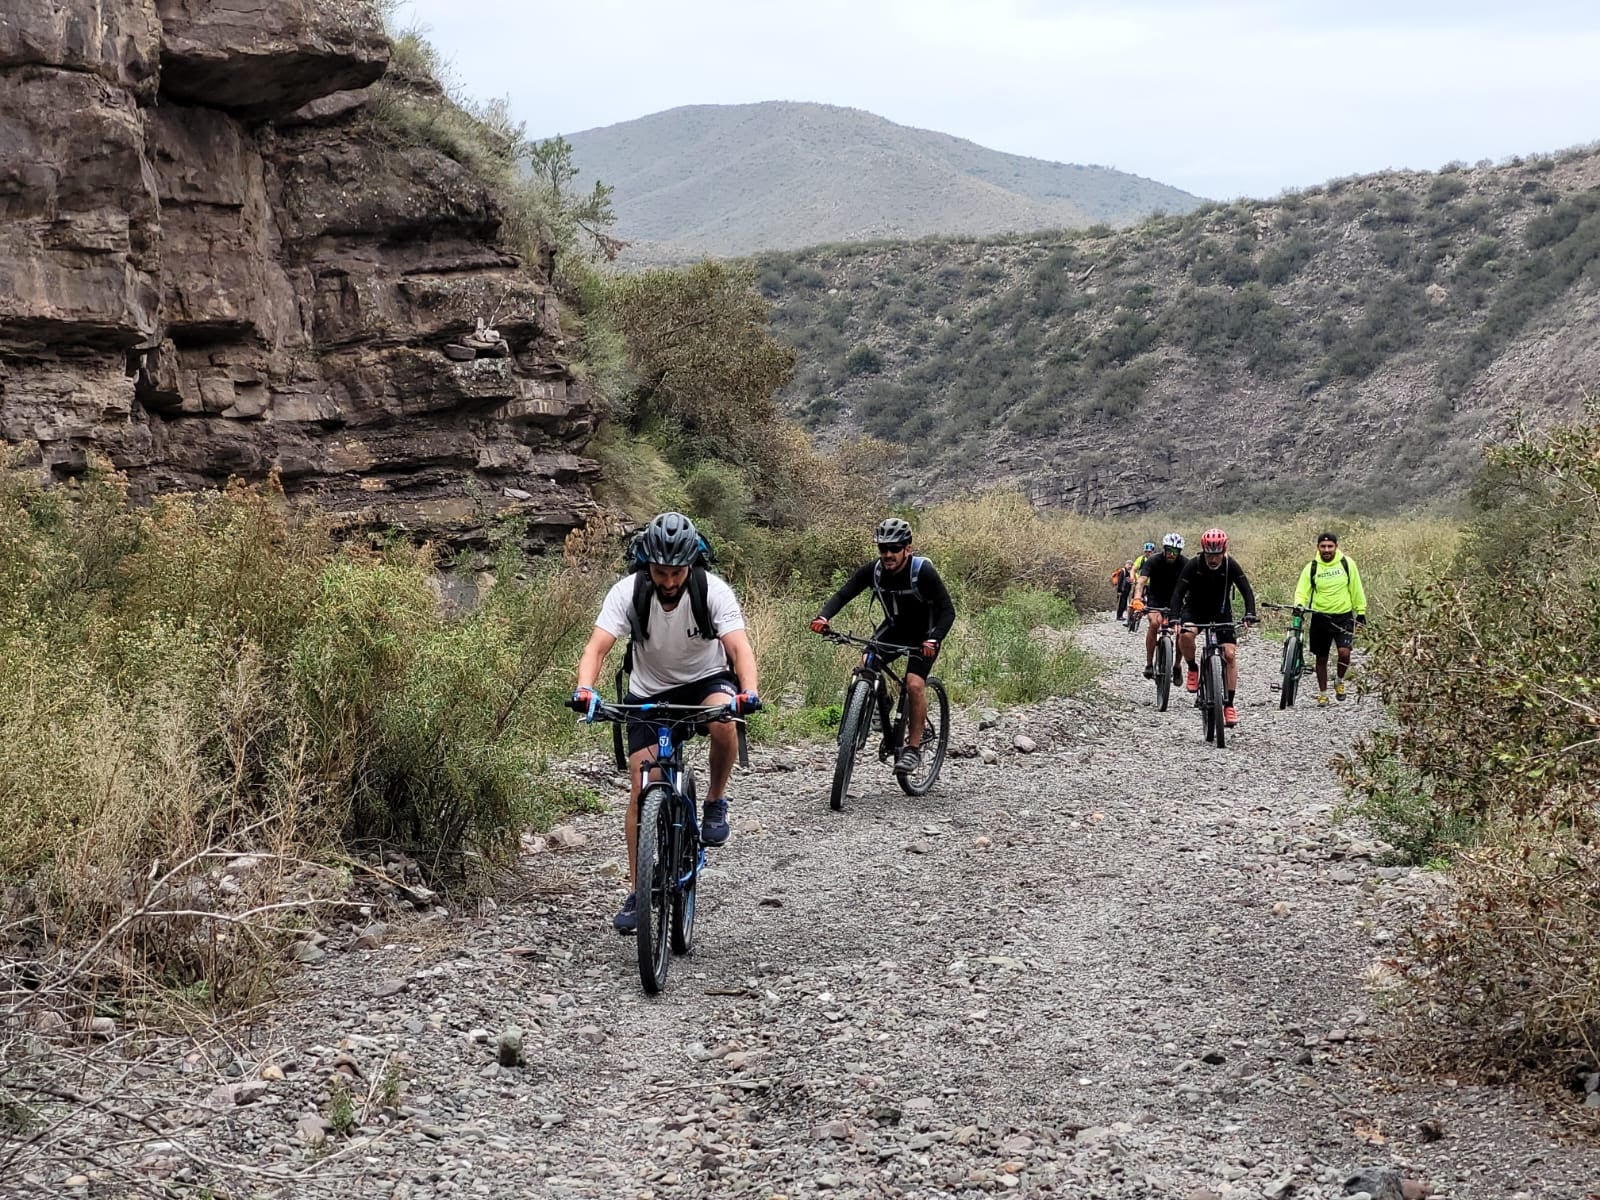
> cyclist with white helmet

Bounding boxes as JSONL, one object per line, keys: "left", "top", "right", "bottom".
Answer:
{"left": 1130, "top": 532, "right": 1188, "bottom": 683}
{"left": 1168, "top": 527, "right": 1259, "bottom": 729}
{"left": 810, "top": 517, "right": 956, "bottom": 777}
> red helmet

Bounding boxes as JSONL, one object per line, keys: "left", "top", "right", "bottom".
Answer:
{"left": 1200, "top": 528, "right": 1228, "bottom": 553}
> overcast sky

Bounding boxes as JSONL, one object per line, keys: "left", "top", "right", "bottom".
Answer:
{"left": 395, "top": 0, "right": 1600, "bottom": 200}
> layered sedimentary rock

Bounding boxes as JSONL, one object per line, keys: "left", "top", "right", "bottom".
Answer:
{"left": 0, "top": 0, "right": 596, "bottom": 546}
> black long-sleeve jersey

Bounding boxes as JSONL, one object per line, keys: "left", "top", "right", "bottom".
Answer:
{"left": 819, "top": 555, "right": 957, "bottom": 640}
{"left": 1169, "top": 555, "right": 1257, "bottom": 623}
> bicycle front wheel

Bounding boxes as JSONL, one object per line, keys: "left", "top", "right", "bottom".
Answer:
{"left": 634, "top": 786, "right": 675, "bottom": 993}
{"left": 830, "top": 679, "right": 871, "bottom": 811}
{"left": 1208, "top": 653, "right": 1228, "bottom": 749}
{"left": 1154, "top": 636, "right": 1173, "bottom": 713}
{"left": 896, "top": 676, "right": 950, "bottom": 797}
{"left": 1279, "top": 632, "right": 1300, "bottom": 709}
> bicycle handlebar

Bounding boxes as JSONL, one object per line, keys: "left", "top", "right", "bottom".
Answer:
{"left": 565, "top": 699, "right": 745, "bottom": 726}
{"left": 819, "top": 631, "right": 926, "bottom": 655}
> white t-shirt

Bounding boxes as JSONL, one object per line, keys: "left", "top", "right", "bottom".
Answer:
{"left": 595, "top": 571, "right": 745, "bottom": 696}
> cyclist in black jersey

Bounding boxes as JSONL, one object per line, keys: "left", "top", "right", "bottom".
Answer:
{"left": 810, "top": 517, "right": 956, "bottom": 776}
{"left": 1131, "top": 532, "right": 1187, "bottom": 680}
{"left": 1168, "top": 527, "right": 1258, "bottom": 729}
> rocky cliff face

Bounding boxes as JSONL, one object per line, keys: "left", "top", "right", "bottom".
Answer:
{"left": 0, "top": 1, "right": 596, "bottom": 546}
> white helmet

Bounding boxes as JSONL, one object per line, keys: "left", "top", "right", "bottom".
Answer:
{"left": 1162, "top": 532, "right": 1184, "bottom": 550}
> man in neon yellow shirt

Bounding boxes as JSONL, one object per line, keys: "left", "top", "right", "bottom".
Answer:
{"left": 1292, "top": 532, "right": 1367, "bottom": 706}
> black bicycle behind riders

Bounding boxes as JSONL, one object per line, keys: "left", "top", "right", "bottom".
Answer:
{"left": 567, "top": 698, "right": 747, "bottom": 995}
{"left": 823, "top": 632, "right": 950, "bottom": 811}
{"left": 1149, "top": 609, "right": 1181, "bottom": 712}
{"left": 1263, "top": 603, "right": 1307, "bottom": 709}
{"left": 1189, "top": 622, "right": 1233, "bottom": 748}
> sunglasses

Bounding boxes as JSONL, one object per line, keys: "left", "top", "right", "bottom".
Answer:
{"left": 878, "top": 545, "right": 907, "bottom": 556}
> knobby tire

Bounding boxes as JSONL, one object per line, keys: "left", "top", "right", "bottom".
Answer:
{"left": 634, "top": 786, "right": 674, "bottom": 994}
{"left": 1154, "top": 635, "right": 1173, "bottom": 712}
{"left": 1279, "top": 631, "right": 1301, "bottom": 709}
{"left": 670, "top": 769, "right": 698, "bottom": 956}
{"left": 896, "top": 676, "right": 950, "bottom": 797}
{"left": 1208, "top": 653, "right": 1228, "bottom": 750}
{"left": 830, "top": 680, "right": 871, "bottom": 811}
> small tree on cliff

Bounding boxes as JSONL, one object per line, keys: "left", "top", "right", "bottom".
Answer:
{"left": 526, "top": 136, "right": 623, "bottom": 264}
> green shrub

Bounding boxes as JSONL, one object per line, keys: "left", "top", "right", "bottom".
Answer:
{"left": 845, "top": 343, "right": 884, "bottom": 375}
{"left": 1339, "top": 406, "right": 1600, "bottom": 1071}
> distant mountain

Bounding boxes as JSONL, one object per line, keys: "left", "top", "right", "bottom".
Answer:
{"left": 561, "top": 101, "right": 1202, "bottom": 260}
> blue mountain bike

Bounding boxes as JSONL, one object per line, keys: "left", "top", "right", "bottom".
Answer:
{"left": 569, "top": 699, "right": 747, "bottom": 994}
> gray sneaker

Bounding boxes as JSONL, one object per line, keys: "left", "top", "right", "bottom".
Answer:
{"left": 894, "top": 746, "right": 922, "bottom": 776}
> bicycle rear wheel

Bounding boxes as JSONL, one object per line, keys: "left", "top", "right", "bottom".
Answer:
{"left": 896, "top": 677, "right": 950, "bottom": 797}
{"left": 1208, "top": 653, "right": 1228, "bottom": 749}
{"left": 670, "top": 771, "right": 698, "bottom": 956}
{"left": 830, "top": 679, "right": 871, "bottom": 811}
{"left": 1154, "top": 635, "right": 1173, "bottom": 712}
{"left": 634, "top": 786, "right": 674, "bottom": 994}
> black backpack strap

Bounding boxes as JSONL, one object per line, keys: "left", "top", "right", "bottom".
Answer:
{"left": 688, "top": 566, "right": 717, "bottom": 640}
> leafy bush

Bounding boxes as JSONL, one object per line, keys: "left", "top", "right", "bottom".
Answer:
{"left": 1339, "top": 407, "right": 1600, "bottom": 1072}
{"left": 845, "top": 343, "right": 884, "bottom": 375}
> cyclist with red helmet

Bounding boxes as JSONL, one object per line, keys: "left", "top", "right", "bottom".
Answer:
{"left": 1167, "top": 527, "right": 1258, "bottom": 729}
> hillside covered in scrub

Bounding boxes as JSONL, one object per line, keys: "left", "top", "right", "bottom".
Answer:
{"left": 760, "top": 148, "right": 1600, "bottom": 513}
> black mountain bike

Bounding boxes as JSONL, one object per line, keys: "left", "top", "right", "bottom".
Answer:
{"left": 1148, "top": 609, "right": 1181, "bottom": 712}
{"left": 1188, "top": 622, "right": 1235, "bottom": 748}
{"left": 1264, "top": 603, "right": 1307, "bottom": 709}
{"left": 822, "top": 632, "right": 950, "bottom": 811}
{"left": 568, "top": 699, "right": 747, "bottom": 995}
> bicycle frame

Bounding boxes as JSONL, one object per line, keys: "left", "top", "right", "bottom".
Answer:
{"left": 831, "top": 633, "right": 921, "bottom": 753}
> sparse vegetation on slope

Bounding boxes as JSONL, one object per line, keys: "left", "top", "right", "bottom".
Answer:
{"left": 762, "top": 148, "right": 1600, "bottom": 512}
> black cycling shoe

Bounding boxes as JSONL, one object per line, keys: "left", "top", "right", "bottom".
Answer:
{"left": 1142, "top": 665, "right": 1155, "bottom": 680}
{"left": 894, "top": 746, "right": 922, "bottom": 776}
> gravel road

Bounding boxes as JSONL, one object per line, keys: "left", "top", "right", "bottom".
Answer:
{"left": 22, "top": 617, "right": 1600, "bottom": 1199}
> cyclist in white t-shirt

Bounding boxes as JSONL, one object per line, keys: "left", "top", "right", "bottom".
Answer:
{"left": 572, "top": 512, "right": 761, "bottom": 934}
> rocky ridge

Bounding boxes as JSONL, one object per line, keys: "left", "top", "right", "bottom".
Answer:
{"left": 0, "top": 0, "right": 596, "bottom": 546}
{"left": 14, "top": 619, "right": 1599, "bottom": 1197}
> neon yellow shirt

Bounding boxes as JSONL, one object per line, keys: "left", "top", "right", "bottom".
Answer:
{"left": 1293, "top": 554, "right": 1367, "bottom": 616}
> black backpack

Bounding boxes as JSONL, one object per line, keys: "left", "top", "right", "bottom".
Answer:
{"left": 871, "top": 554, "right": 929, "bottom": 624}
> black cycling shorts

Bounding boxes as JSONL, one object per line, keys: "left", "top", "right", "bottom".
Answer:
{"left": 623, "top": 672, "right": 738, "bottom": 757}
{"left": 1309, "top": 612, "right": 1356, "bottom": 657}
{"left": 1181, "top": 616, "right": 1236, "bottom": 646}
{"left": 872, "top": 624, "right": 937, "bottom": 680}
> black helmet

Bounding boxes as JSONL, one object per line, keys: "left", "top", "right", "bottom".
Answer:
{"left": 637, "top": 512, "right": 701, "bottom": 567}
{"left": 874, "top": 516, "right": 913, "bottom": 548}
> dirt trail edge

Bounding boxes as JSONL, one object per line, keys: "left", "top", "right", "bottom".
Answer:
{"left": 89, "top": 619, "right": 1600, "bottom": 1198}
